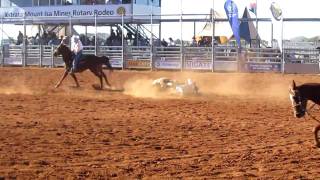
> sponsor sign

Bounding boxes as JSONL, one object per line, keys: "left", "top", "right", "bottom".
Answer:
{"left": 244, "top": 63, "right": 281, "bottom": 72}
{"left": 4, "top": 57, "right": 22, "bottom": 65}
{"left": 185, "top": 60, "right": 212, "bottom": 70}
{"left": 0, "top": 4, "right": 131, "bottom": 18}
{"left": 126, "top": 59, "right": 150, "bottom": 69}
{"left": 155, "top": 58, "right": 181, "bottom": 69}
{"left": 110, "top": 59, "right": 123, "bottom": 68}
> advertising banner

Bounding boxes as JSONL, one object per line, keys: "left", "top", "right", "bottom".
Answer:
{"left": 109, "top": 59, "right": 123, "bottom": 68}
{"left": 155, "top": 58, "right": 181, "bottom": 69}
{"left": 126, "top": 59, "right": 151, "bottom": 69}
{"left": 0, "top": 4, "right": 131, "bottom": 18}
{"left": 244, "top": 63, "right": 281, "bottom": 72}
{"left": 224, "top": 0, "right": 241, "bottom": 48}
{"left": 184, "top": 60, "right": 212, "bottom": 70}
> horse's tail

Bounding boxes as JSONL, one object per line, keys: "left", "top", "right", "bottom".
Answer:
{"left": 102, "top": 56, "right": 113, "bottom": 71}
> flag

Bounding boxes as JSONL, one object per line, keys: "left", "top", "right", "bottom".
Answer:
{"left": 270, "top": 2, "right": 282, "bottom": 21}
{"left": 270, "top": 1, "right": 283, "bottom": 51}
{"left": 249, "top": 2, "right": 257, "bottom": 15}
{"left": 239, "top": 7, "right": 260, "bottom": 44}
{"left": 224, "top": 0, "right": 241, "bottom": 48}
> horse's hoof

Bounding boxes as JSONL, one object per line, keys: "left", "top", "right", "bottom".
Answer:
{"left": 92, "top": 84, "right": 102, "bottom": 90}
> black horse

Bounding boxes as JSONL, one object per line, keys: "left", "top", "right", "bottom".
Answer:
{"left": 53, "top": 43, "right": 113, "bottom": 90}
{"left": 289, "top": 80, "right": 320, "bottom": 147}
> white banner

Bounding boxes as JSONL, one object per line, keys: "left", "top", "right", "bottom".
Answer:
{"left": 269, "top": 1, "right": 283, "bottom": 52}
{"left": 185, "top": 60, "right": 212, "bottom": 70}
{"left": 0, "top": 4, "right": 131, "bottom": 18}
{"left": 110, "top": 59, "right": 123, "bottom": 68}
{"left": 155, "top": 59, "right": 181, "bottom": 69}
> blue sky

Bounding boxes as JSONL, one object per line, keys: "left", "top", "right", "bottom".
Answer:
{"left": 160, "top": 0, "right": 320, "bottom": 42}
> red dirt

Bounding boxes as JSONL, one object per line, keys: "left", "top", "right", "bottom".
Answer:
{"left": 0, "top": 67, "right": 319, "bottom": 179}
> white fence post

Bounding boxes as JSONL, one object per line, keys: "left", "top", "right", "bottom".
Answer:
{"left": 94, "top": 14, "right": 97, "bottom": 56}
{"left": 150, "top": 9, "right": 153, "bottom": 71}
{"left": 22, "top": 16, "right": 26, "bottom": 67}
{"left": 1, "top": 45, "right": 3, "bottom": 67}
{"left": 121, "top": 14, "right": 124, "bottom": 70}
{"left": 51, "top": 45, "right": 54, "bottom": 68}
{"left": 39, "top": 45, "right": 42, "bottom": 67}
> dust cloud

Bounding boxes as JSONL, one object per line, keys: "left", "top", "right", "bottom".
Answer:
{"left": 0, "top": 79, "right": 34, "bottom": 95}
{"left": 123, "top": 77, "right": 178, "bottom": 99}
{"left": 121, "top": 72, "right": 290, "bottom": 100}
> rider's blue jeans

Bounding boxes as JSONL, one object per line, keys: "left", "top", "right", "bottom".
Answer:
{"left": 72, "top": 50, "right": 82, "bottom": 72}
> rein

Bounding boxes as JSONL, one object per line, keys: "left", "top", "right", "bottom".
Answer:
{"left": 305, "top": 103, "right": 320, "bottom": 123}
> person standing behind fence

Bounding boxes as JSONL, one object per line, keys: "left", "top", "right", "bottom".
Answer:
{"left": 70, "top": 35, "right": 83, "bottom": 74}
{"left": 168, "top": 37, "right": 175, "bottom": 47}
{"left": 16, "top": 31, "right": 23, "bottom": 45}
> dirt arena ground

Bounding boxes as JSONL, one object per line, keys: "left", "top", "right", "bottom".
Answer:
{"left": 0, "top": 67, "right": 319, "bottom": 179}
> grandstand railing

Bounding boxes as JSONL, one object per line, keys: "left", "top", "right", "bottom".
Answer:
{"left": 1, "top": 44, "right": 320, "bottom": 73}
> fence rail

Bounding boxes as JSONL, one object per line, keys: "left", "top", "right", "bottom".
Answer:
{"left": 1, "top": 44, "right": 319, "bottom": 73}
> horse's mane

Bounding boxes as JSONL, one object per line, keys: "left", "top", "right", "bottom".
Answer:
{"left": 58, "top": 43, "right": 73, "bottom": 67}
{"left": 295, "top": 82, "right": 320, "bottom": 104}
{"left": 60, "top": 43, "right": 71, "bottom": 54}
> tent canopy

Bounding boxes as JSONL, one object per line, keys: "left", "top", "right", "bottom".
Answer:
{"left": 197, "top": 8, "right": 261, "bottom": 45}
{"left": 239, "top": 7, "right": 260, "bottom": 43}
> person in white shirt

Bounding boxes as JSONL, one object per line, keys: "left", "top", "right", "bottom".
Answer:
{"left": 70, "top": 35, "right": 83, "bottom": 73}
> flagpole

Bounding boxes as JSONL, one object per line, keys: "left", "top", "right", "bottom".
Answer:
{"left": 256, "top": 0, "right": 258, "bottom": 34}
{"left": 281, "top": 18, "right": 284, "bottom": 74}
{"left": 211, "top": 0, "right": 215, "bottom": 72}
{"left": 180, "top": 0, "right": 183, "bottom": 71}
{"left": 256, "top": 0, "right": 259, "bottom": 47}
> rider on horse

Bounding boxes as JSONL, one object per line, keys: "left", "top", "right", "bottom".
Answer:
{"left": 70, "top": 35, "right": 83, "bottom": 73}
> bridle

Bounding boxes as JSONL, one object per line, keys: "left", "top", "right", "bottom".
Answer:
{"left": 305, "top": 103, "right": 320, "bottom": 123}
{"left": 290, "top": 88, "right": 320, "bottom": 123}
{"left": 290, "top": 89, "right": 306, "bottom": 113}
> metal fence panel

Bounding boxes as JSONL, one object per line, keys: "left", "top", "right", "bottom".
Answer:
{"left": 3, "top": 45, "right": 23, "bottom": 66}
{"left": 25, "top": 45, "right": 40, "bottom": 66}
{"left": 1, "top": 44, "right": 320, "bottom": 74}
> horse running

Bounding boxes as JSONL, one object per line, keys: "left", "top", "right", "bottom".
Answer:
{"left": 53, "top": 43, "right": 113, "bottom": 90}
{"left": 289, "top": 80, "right": 320, "bottom": 147}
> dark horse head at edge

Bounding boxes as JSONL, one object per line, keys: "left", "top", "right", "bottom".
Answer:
{"left": 289, "top": 80, "right": 320, "bottom": 118}
{"left": 289, "top": 80, "right": 320, "bottom": 148}
{"left": 53, "top": 43, "right": 113, "bottom": 90}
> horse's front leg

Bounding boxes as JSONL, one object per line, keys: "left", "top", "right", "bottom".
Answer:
{"left": 313, "top": 124, "right": 320, "bottom": 148}
{"left": 98, "top": 73, "right": 103, "bottom": 90}
{"left": 70, "top": 73, "right": 80, "bottom": 88}
{"left": 55, "top": 69, "right": 69, "bottom": 88}
{"left": 101, "top": 71, "right": 112, "bottom": 88}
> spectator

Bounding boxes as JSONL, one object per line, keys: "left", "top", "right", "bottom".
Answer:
{"left": 191, "top": 36, "right": 197, "bottom": 47}
{"left": 122, "top": 0, "right": 131, "bottom": 4}
{"left": 161, "top": 38, "right": 168, "bottom": 47}
{"left": 64, "top": 0, "right": 72, "bottom": 5}
{"left": 168, "top": 37, "right": 175, "bottom": 46}
{"left": 107, "top": 0, "right": 121, "bottom": 4}
{"left": 16, "top": 31, "right": 23, "bottom": 45}
{"left": 126, "top": 31, "right": 133, "bottom": 40}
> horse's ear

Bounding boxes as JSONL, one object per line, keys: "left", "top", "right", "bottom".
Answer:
{"left": 292, "top": 80, "right": 297, "bottom": 90}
